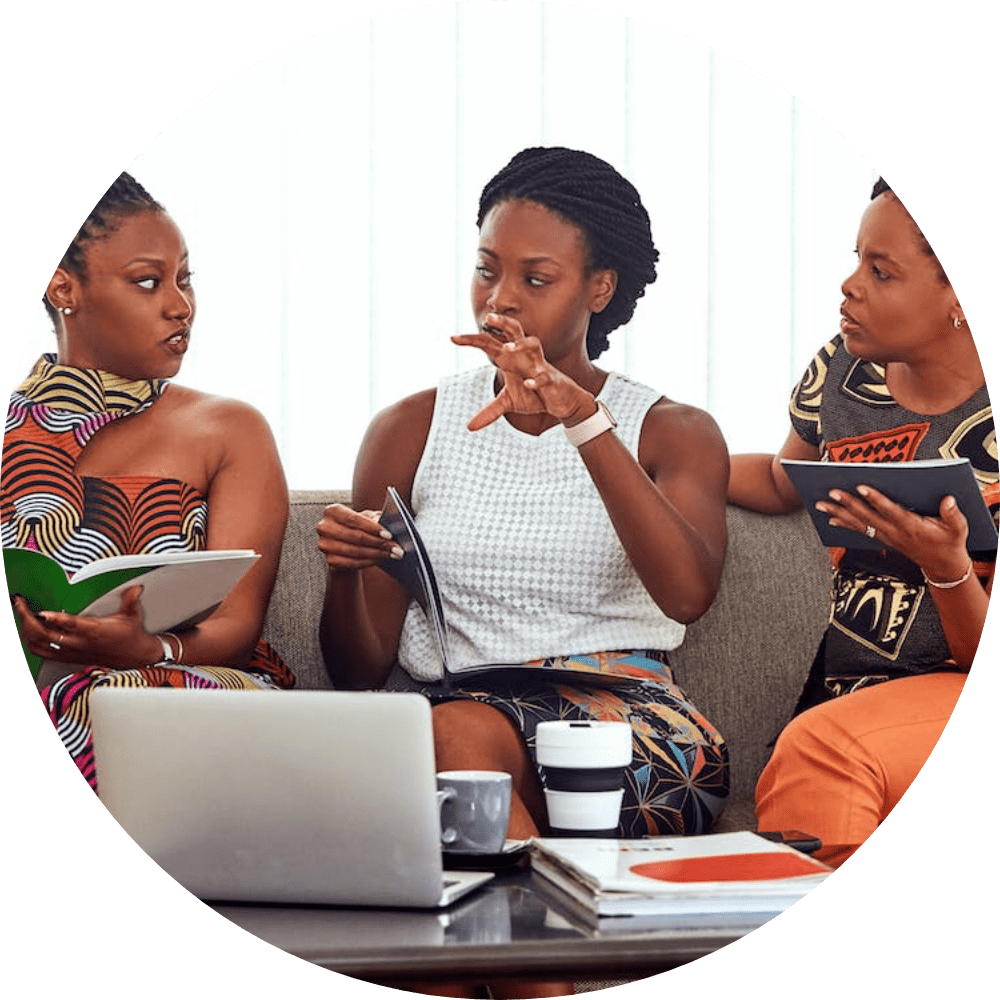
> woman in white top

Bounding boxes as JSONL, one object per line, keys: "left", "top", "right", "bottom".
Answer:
{"left": 317, "top": 147, "right": 730, "bottom": 847}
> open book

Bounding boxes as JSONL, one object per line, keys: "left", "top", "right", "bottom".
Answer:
{"left": 377, "top": 487, "right": 635, "bottom": 689}
{"left": 529, "top": 831, "right": 831, "bottom": 925}
{"left": 781, "top": 457, "right": 998, "bottom": 551}
{"left": 4, "top": 547, "right": 259, "bottom": 680}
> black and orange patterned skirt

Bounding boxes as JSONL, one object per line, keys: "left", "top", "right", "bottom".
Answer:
{"left": 407, "top": 650, "right": 729, "bottom": 837}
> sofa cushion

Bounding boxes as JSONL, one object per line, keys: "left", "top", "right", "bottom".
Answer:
{"left": 671, "top": 506, "right": 829, "bottom": 817}
{"left": 261, "top": 490, "right": 347, "bottom": 692}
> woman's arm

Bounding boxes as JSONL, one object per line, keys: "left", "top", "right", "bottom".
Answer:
{"left": 185, "top": 397, "right": 289, "bottom": 665}
{"left": 728, "top": 428, "right": 820, "bottom": 513}
{"left": 17, "top": 396, "right": 289, "bottom": 669}
{"left": 581, "top": 398, "right": 730, "bottom": 623}
{"left": 317, "top": 391, "right": 434, "bottom": 689}
{"left": 818, "top": 486, "right": 992, "bottom": 670}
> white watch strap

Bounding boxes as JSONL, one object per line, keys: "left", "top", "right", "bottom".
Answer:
{"left": 564, "top": 401, "right": 616, "bottom": 448}
{"left": 157, "top": 634, "right": 175, "bottom": 664}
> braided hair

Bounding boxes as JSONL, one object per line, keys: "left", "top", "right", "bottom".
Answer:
{"left": 477, "top": 147, "right": 658, "bottom": 359}
{"left": 870, "top": 176, "right": 949, "bottom": 285}
{"left": 43, "top": 172, "right": 164, "bottom": 326}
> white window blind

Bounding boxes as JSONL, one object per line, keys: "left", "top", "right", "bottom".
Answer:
{"left": 21, "top": 2, "right": 875, "bottom": 488}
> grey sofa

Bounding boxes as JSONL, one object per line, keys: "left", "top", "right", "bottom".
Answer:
{"left": 262, "top": 491, "right": 832, "bottom": 832}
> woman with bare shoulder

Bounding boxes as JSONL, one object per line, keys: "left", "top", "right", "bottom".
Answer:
{"left": 729, "top": 178, "right": 995, "bottom": 867}
{"left": 4, "top": 173, "right": 294, "bottom": 790}
{"left": 319, "top": 147, "right": 730, "bottom": 998}
{"left": 318, "top": 147, "right": 731, "bottom": 844}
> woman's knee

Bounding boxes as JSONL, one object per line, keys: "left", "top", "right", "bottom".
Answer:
{"left": 431, "top": 700, "right": 527, "bottom": 770}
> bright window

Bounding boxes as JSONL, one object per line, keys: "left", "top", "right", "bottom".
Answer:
{"left": 21, "top": 4, "right": 875, "bottom": 489}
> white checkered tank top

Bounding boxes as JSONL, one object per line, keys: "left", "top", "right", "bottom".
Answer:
{"left": 397, "top": 366, "right": 686, "bottom": 681}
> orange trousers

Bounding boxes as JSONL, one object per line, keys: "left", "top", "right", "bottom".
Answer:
{"left": 756, "top": 671, "right": 966, "bottom": 867}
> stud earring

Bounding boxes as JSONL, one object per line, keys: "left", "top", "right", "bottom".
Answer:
{"left": 954, "top": 316, "right": 963, "bottom": 329}
{"left": 61, "top": 307, "right": 72, "bottom": 316}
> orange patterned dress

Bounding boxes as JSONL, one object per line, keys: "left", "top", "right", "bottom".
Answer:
{"left": 2, "top": 355, "right": 294, "bottom": 789}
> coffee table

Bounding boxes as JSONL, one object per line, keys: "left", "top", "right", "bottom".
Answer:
{"left": 210, "top": 869, "right": 770, "bottom": 985}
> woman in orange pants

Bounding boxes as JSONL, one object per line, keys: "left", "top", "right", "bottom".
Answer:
{"left": 729, "top": 177, "right": 995, "bottom": 867}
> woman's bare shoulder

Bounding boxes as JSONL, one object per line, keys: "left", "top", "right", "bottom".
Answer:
{"left": 164, "top": 384, "right": 274, "bottom": 437}
{"left": 365, "top": 388, "right": 437, "bottom": 440}
{"left": 640, "top": 396, "right": 728, "bottom": 472}
{"left": 645, "top": 396, "right": 725, "bottom": 444}
{"left": 353, "top": 388, "right": 437, "bottom": 508}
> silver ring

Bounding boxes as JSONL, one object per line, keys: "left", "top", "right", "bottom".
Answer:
{"left": 49, "top": 641, "right": 61, "bottom": 651}
{"left": 865, "top": 525, "right": 877, "bottom": 539}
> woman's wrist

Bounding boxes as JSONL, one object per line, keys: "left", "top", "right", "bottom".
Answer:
{"left": 136, "top": 632, "right": 166, "bottom": 667}
{"left": 559, "top": 393, "right": 598, "bottom": 428}
{"left": 922, "top": 557, "right": 975, "bottom": 589}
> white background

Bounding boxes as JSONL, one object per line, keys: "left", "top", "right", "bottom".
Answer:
{"left": 8, "top": 1, "right": 878, "bottom": 488}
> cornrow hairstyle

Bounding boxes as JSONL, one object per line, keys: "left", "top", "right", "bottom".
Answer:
{"left": 43, "top": 172, "right": 165, "bottom": 326}
{"left": 477, "top": 147, "right": 659, "bottom": 359}
{"left": 870, "top": 176, "right": 949, "bottom": 285}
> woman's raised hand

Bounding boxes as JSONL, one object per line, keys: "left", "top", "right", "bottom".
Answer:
{"left": 316, "top": 503, "right": 404, "bottom": 572}
{"left": 816, "top": 485, "right": 972, "bottom": 582}
{"left": 13, "top": 585, "right": 165, "bottom": 669}
{"left": 451, "top": 313, "right": 594, "bottom": 431}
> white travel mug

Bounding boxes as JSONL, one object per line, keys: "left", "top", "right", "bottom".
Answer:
{"left": 535, "top": 720, "right": 632, "bottom": 837}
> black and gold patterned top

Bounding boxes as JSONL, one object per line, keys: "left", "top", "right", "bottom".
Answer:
{"left": 790, "top": 335, "right": 997, "bottom": 693}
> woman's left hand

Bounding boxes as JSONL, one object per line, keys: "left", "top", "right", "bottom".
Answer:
{"left": 451, "top": 313, "right": 595, "bottom": 430}
{"left": 14, "top": 584, "right": 163, "bottom": 669}
{"left": 817, "top": 485, "right": 972, "bottom": 582}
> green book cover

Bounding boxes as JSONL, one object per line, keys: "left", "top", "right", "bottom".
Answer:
{"left": 5, "top": 548, "right": 153, "bottom": 679}
{"left": 4, "top": 547, "right": 259, "bottom": 680}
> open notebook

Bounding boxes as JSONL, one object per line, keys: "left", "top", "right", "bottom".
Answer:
{"left": 378, "top": 486, "right": 636, "bottom": 690}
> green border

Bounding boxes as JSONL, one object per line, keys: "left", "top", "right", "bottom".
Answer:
{"left": 0, "top": 0, "right": 998, "bottom": 998}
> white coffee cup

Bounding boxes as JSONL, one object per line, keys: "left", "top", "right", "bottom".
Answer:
{"left": 535, "top": 721, "right": 632, "bottom": 837}
{"left": 436, "top": 770, "right": 512, "bottom": 854}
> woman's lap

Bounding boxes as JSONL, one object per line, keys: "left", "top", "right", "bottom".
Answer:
{"left": 413, "top": 653, "right": 729, "bottom": 837}
{"left": 757, "top": 670, "right": 966, "bottom": 865}
{"left": 41, "top": 640, "right": 294, "bottom": 790}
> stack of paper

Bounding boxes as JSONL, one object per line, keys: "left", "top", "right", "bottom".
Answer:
{"left": 530, "top": 831, "right": 831, "bottom": 931}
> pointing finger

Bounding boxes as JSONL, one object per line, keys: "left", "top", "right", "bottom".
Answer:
{"left": 467, "top": 394, "right": 510, "bottom": 432}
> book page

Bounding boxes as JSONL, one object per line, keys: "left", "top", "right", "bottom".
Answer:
{"left": 79, "top": 554, "right": 260, "bottom": 633}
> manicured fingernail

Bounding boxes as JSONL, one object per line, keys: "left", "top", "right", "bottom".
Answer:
{"left": 857, "top": 485, "right": 870, "bottom": 496}
{"left": 390, "top": 546, "right": 404, "bottom": 560}
{"left": 380, "top": 528, "right": 393, "bottom": 540}
{"left": 828, "top": 490, "right": 841, "bottom": 502}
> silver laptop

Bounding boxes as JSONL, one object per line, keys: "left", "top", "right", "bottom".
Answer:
{"left": 89, "top": 687, "right": 493, "bottom": 907}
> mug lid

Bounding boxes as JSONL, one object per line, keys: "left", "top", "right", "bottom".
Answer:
{"left": 535, "top": 721, "right": 632, "bottom": 766}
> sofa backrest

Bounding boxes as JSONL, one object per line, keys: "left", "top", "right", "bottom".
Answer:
{"left": 670, "top": 505, "right": 829, "bottom": 813}
{"left": 263, "top": 492, "right": 831, "bottom": 817}
{"left": 261, "top": 490, "right": 348, "bottom": 692}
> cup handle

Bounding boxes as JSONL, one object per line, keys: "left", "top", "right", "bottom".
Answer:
{"left": 437, "top": 787, "right": 458, "bottom": 845}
